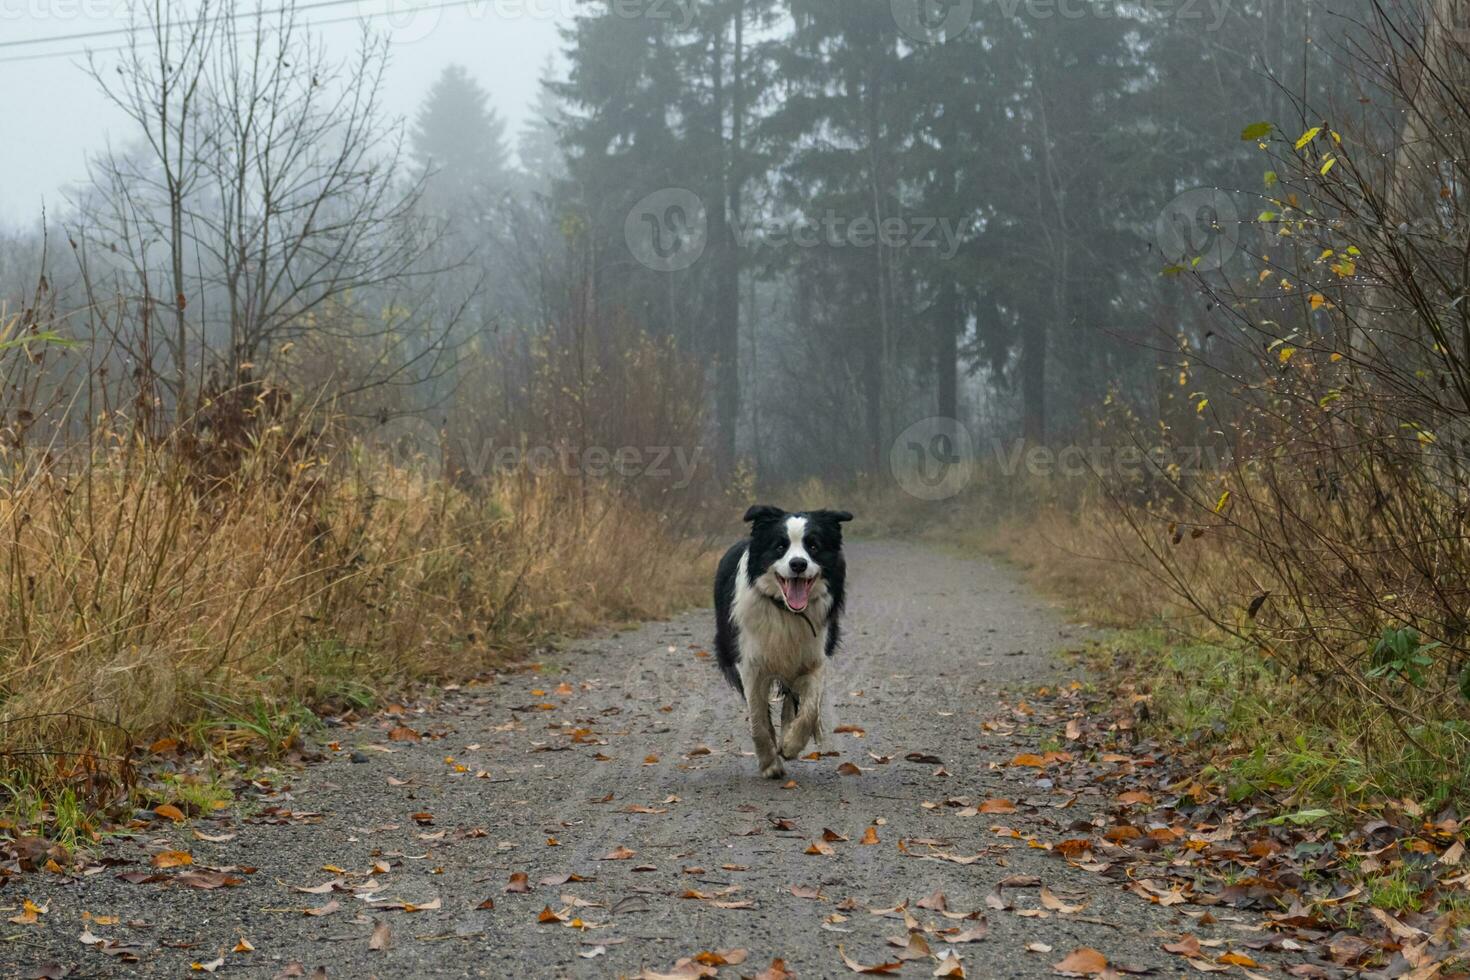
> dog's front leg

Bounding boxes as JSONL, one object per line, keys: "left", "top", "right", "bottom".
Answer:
{"left": 780, "top": 667, "right": 824, "bottom": 760}
{"left": 742, "top": 667, "right": 784, "bottom": 779}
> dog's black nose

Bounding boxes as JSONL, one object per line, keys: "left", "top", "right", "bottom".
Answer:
{"left": 788, "top": 557, "right": 808, "bottom": 575}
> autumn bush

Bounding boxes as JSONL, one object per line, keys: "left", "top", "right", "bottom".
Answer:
{"left": 0, "top": 304, "right": 712, "bottom": 829}
{"left": 926, "top": 3, "right": 1470, "bottom": 808}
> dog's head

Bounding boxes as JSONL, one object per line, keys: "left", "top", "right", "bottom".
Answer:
{"left": 743, "top": 505, "right": 853, "bottom": 613}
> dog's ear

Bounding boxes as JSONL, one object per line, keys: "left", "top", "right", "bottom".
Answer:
{"left": 743, "top": 504, "right": 786, "bottom": 524}
{"left": 813, "top": 509, "right": 854, "bottom": 525}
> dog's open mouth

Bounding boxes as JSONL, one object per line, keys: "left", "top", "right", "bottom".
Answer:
{"left": 777, "top": 575, "right": 814, "bottom": 613}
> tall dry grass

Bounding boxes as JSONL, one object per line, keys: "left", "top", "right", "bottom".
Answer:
{"left": 0, "top": 306, "right": 711, "bottom": 818}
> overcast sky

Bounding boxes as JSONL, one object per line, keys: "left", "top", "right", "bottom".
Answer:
{"left": 0, "top": 0, "right": 568, "bottom": 229}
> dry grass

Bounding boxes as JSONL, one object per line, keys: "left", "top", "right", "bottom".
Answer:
{"left": 0, "top": 379, "right": 707, "bottom": 821}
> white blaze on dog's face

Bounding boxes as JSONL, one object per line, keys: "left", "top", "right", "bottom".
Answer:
{"left": 773, "top": 516, "right": 820, "bottom": 611}
{"left": 746, "top": 510, "right": 834, "bottom": 614}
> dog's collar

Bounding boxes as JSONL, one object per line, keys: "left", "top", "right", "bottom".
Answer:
{"left": 767, "top": 594, "right": 819, "bottom": 637}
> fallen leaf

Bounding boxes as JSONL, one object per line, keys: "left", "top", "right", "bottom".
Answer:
{"left": 934, "top": 952, "right": 965, "bottom": 978}
{"left": 602, "top": 846, "right": 636, "bottom": 861}
{"left": 303, "top": 900, "right": 340, "bottom": 917}
{"left": 505, "top": 872, "right": 531, "bottom": 893}
{"left": 837, "top": 762, "right": 863, "bottom": 776}
{"left": 233, "top": 938, "right": 254, "bottom": 953}
{"left": 917, "top": 889, "right": 948, "bottom": 911}
{"left": 190, "top": 956, "right": 225, "bottom": 973}
{"left": 979, "top": 799, "right": 1017, "bottom": 814}
{"left": 839, "top": 945, "right": 904, "bottom": 974}
{"left": 151, "top": 850, "right": 193, "bottom": 868}
{"left": 1039, "top": 887, "right": 1087, "bottom": 914}
{"left": 154, "top": 804, "right": 186, "bottom": 823}
{"left": 369, "top": 921, "right": 391, "bottom": 951}
{"left": 1053, "top": 948, "right": 1108, "bottom": 977}
{"left": 861, "top": 827, "right": 880, "bottom": 845}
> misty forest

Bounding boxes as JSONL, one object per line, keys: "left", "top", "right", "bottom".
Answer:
{"left": 2, "top": 1, "right": 1469, "bottom": 976}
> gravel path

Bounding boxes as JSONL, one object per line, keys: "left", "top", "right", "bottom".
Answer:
{"left": 4, "top": 540, "right": 1268, "bottom": 978}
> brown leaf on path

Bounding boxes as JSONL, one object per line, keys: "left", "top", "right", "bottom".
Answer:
{"left": 601, "top": 846, "right": 636, "bottom": 860}
{"left": 979, "top": 799, "right": 1017, "bottom": 814}
{"left": 917, "top": 889, "right": 947, "bottom": 911}
{"left": 505, "top": 872, "right": 531, "bottom": 893}
{"left": 694, "top": 949, "right": 749, "bottom": 966}
{"left": 539, "top": 872, "right": 589, "bottom": 886}
{"left": 805, "top": 840, "right": 835, "bottom": 856}
{"left": 233, "top": 938, "right": 254, "bottom": 953}
{"left": 387, "top": 726, "right": 421, "bottom": 742}
{"left": 538, "top": 906, "right": 566, "bottom": 924}
{"left": 791, "top": 884, "right": 824, "bottom": 900}
{"left": 177, "top": 871, "right": 243, "bottom": 890}
{"left": 1039, "top": 887, "right": 1087, "bottom": 914}
{"left": 756, "top": 959, "right": 794, "bottom": 980}
{"left": 861, "top": 827, "right": 880, "bottom": 845}
{"left": 1053, "top": 947, "right": 1108, "bottom": 977}
{"left": 934, "top": 952, "right": 965, "bottom": 978}
{"left": 1217, "top": 952, "right": 1259, "bottom": 968}
{"left": 303, "top": 900, "right": 340, "bottom": 917}
{"left": 1116, "top": 790, "right": 1153, "bottom": 806}
{"left": 837, "top": 762, "right": 863, "bottom": 776}
{"left": 292, "top": 880, "right": 339, "bottom": 894}
{"left": 838, "top": 945, "right": 904, "bottom": 974}
{"left": 190, "top": 955, "right": 225, "bottom": 972}
{"left": 946, "top": 923, "right": 989, "bottom": 943}
{"left": 8, "top": 899, "right": 45, "bottom": 925}
{"left": 369, "top": 920, "right": 391, "bottom": 951}
{"left": 151, "top": 850, "right": 193, "bottom": 868}
{"left": 834, "top": 725, "right": 866, "bottom": 736}
{"left": 823, "top": 828, "right": 849, "bottom": 842}
{"left": 476, "top": 898, "right": 495, "bottom": 910}
{"left": 192, "top": 829, "right": 236, "bottom": 843}
{"left": 892, "top": 932, "right": 932, "bottom": 961}
{"left": 1163, "top": 936, "right": 1203, "bottom": 958}
{"left": 154, "top": 804, "right": 186, "bottom": 823}
{"left": 1010, "top": 753, "right": 1047, "bottom": 768}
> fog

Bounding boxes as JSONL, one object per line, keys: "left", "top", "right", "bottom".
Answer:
{"left": 0, "top": 1, "right": 565, "bottom": 225}
{"left": 0, "top": 0, "right": 1419, "bottom": 498}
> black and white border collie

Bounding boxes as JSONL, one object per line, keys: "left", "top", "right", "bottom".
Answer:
{"left": 714, "top": 505, "right": 853, "bottom": 779}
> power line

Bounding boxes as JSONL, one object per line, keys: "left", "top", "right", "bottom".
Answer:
{"left": 0, "top": 0, "right": 403, "bottom": 49}
{"left": 0, "top": 0, "right": 495, "bottom": 66}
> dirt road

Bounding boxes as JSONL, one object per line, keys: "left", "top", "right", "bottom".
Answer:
{"left": 5, "top": 541, "right": 1301, "bottom": 978}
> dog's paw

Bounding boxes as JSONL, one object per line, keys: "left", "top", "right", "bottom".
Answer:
{"left": 779, "top": 732, "right": 806, "bottom": 760}
{"left": 759, "top": 757, "right": 786, "bottom": 780}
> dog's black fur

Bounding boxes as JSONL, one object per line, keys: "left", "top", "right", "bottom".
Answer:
{"left": 713, "top": 505, "right": 852, "bottom": 698}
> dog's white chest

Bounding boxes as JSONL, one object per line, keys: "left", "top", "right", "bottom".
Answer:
{"left": 731, "top": 551, "right": 830, "bottom": 683}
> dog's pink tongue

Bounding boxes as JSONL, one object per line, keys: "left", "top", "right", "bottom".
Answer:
{"left": 781, "top": 576, "right": 812, "bottom": 612}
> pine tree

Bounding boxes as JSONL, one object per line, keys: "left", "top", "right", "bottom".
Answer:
{"left": 412, "top": 64, "right": 510, "bottom": 222}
